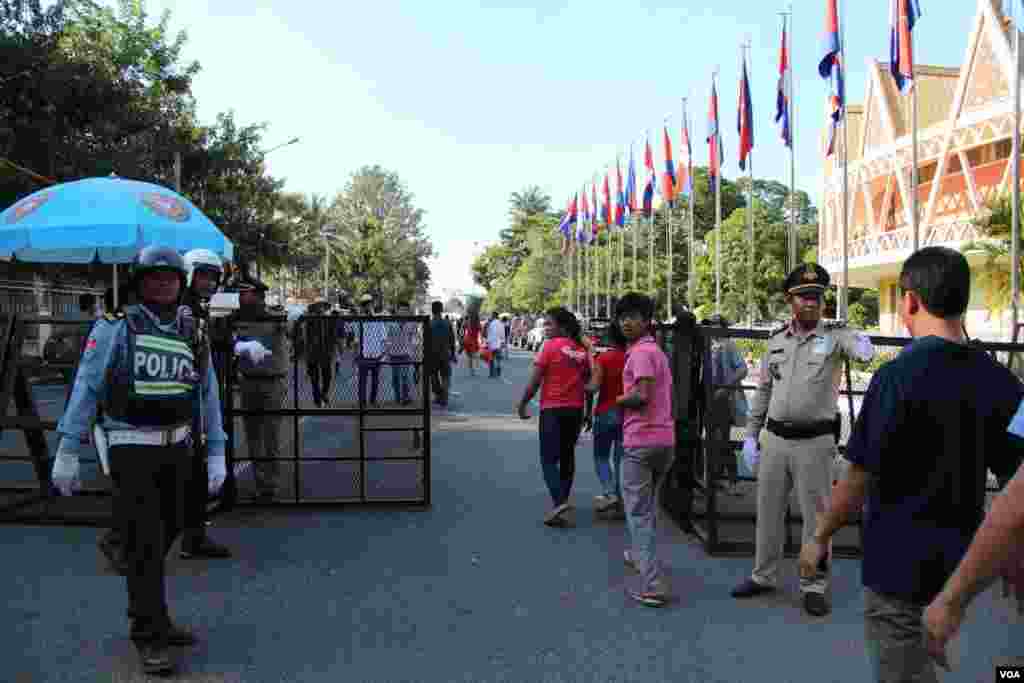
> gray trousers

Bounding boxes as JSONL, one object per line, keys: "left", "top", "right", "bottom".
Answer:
{"left": 863, "top": 588, "right": 938, "bottom": 683}
{"left": 240, "top": 377, "right": 286, "bottom": 492}
{"left": 621, "top": 445, "right": 675, "bottom": 594}
{"left": 752, "top": 430, "right": 835, "bottom": 594}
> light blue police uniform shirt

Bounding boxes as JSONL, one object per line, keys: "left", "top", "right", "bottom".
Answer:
{"left": 56, "top": 305, "right": 226, "bottom": 460}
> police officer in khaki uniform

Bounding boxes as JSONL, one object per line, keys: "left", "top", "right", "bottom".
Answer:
{"left": 730, "top": 263, "right": 874, "bottom": 617}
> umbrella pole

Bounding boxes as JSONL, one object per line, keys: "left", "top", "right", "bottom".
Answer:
{"left": 113, "top": 265, "right": 118, "bottom": 310}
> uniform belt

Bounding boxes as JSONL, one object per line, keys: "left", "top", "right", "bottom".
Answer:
{"left": 107, "top": 425, "right": 190, "bottom": 447}
{"left": 766, "top": 418, "right": 834, "bottom": 440}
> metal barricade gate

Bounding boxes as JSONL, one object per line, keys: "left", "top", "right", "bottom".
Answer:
{"left": 0, "top": 313, "right": 431, "bottom": 525}
{"left": 663, "top": 324, "right": 1022, "bottom": 559}
{"left": 221, "top": 314, "right": 431, "bottom": 508}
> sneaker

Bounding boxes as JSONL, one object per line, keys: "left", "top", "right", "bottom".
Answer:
{"left": 180, "top": 534, "right": 232, "bottom": 559}
{"left": 730, "top": 578, "right": 777, "bottom": 598}
{"left": 135, "top": 641, "right": 174, "bottom": 676}
{"left": 803, "top": 592, "right": 831, "bottom": 617}
{"left": 543, "top": 502, "right": 572, "bottom": 526}
{"left": 596, "top": 495, "right": 619, "bottom": 512}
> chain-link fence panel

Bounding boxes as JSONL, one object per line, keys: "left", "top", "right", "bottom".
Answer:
{"left": 224, "top": 315, "right": 431, "bottom": 506}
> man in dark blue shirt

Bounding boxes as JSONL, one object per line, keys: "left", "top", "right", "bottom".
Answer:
{"left": 800, "top": 246, "right": 1024, "bottom": 682}
{"left": 427, "top": 301, "right": 456, "bottom": 407}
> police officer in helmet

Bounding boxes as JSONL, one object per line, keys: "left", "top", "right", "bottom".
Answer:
{"left": 52, "top": 245, "right": 227, "bottom": 676}
{"left": 179, "top": 248, "right": 232, "bottom": 559}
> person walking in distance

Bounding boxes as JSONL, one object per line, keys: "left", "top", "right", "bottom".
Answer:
{"left": 584, "top": 320, "right": 628, "bottom": 520}
{"left": 51, "top": 246, "right": 227, "bottom": 676}
{"left": 427, "top": 300, "right": 456, "bottom": 407}
{"left": 356, "top": 294, "right": 384, "bottom": 405}
{"left": 485, "top": 311, "right": 507, "bottom": 378}
{"left": 615, "top": 293, "right": 676, "bottom": 608}
{"left": 799, "top": 247, "right": 1024, "bottom": 679}
{"left": 517, "top": 307, "right": 589, "bottom": 527}
{"left": 386, "top": 301, "right": 417, "bottom": 405}
{"left": 462, "top": 313, "right": 481, "bottom": 376}
{"left": 732, "top": 263, "right": 874, "bottom": 617}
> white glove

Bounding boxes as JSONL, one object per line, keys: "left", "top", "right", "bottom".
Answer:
{"left": 208, "top": 454, "right": 227, "bottom": 496}
{"left": 742, "top": 437, "right": 760, "bottom": 473}
{"left": 51, "top": 446, "right": 81, "bottom": 496}
{"left": 235, "top": 340, "right": 271, "bottom": 365}
{"left": 851, "top": 333, "right": 874, "bottom": 362}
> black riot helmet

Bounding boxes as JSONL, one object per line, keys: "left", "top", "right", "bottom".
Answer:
{"left": 131, "top": 246, "right": 187, "bottom": 303}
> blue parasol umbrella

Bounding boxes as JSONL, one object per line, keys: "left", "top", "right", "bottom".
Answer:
{"left": 0, "top": 175, "right": 233, "bottom": 263}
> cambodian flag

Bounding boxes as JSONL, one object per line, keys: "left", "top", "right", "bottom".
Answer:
{"left": 558, "top": 194, "right": 578, "bottom": 239}
{"left": 626, "top": 144, "right": 638, "bottom": 214}
{"left": 601, "top": 172, "right": 612, "bottom": 226}
{"left": 578, "top": 185, "right": 590, "bottom": 243}
{"left": 819, "top": 0, "right": 845, "bottom": 157}
{"left": 615, "top": 157, "right": 626, "bottom": 227}
{"left": 776, "top": 15, "right": 792, "bottom": 148}
{"left": 707, "top": 81, "right": 723, "bottom": 192}
{"left": 737, "top": 57, "right": 754, "bottom": 171}
{"left": 642, "top": 136, "right": 656, "bottom": 215}
{"left": 662, "top": 126, "right": 676, "bottom": 206}
{"left": 678, "top": 115, "right": 693, "bottom": 198}
{"left": 890, "top": 0, "right": 921, "bottom": 94}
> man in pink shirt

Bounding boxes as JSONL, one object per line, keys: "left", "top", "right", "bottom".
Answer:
{"left": 616, "top": 293, "right": 675, "bottom": 607}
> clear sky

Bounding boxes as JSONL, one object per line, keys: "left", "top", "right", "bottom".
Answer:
{"left": 144, "top": 0, "right": 986, "bottom": 297}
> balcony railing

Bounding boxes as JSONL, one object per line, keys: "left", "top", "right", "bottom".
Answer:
{"left": 820, "top": 221, "right": 981, "bottom": 267}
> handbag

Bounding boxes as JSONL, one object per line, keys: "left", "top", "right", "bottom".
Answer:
{"left": 481, "top": 348, "right": 493, "bottom": 363}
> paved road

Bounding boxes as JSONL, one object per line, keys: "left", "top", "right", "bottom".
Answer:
{"left": 3, "top": 349, "right": 1023, "bottom": 681}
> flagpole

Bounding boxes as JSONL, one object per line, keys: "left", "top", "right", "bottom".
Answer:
{"left": 786, "top": 6, "right": 798, "bottom": 272}
{"left": 911, "top": 70, "right": 920, "bottom": 252}
{"left": 619, "top": 208, "right": 626, "bottom": 296}
{"left": 666, "top": 116, "right": 674, "bottom": 319}
{"left": 1012, "top": 12, "right": 1021, "bottom": 342}
{"left": 606, "top": 176, "right": 613, "bottom": 318}
{"left": 714, "top": 68, "right": 722, "bottom": 315}
{"left": 666, "top": 197, "right": 672, "bottom": 317}
{"left": 839, "top": 0, "right": 850, "bottom": 319}
{"left": 685, "top": 98, "right": 695, "bottom": 310}
{"left": 744, "top": 39, "right": 755, "bottom": 328}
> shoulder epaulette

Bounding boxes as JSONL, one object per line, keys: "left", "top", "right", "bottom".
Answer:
{"left": 824, "top": 319, "right": 848, "bottom": 330}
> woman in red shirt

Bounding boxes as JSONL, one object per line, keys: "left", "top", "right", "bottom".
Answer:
{"left": 584, "top": 321, "right": 627, "bottom": 518}
{"left": 516, "top": 307, "right": 589, "bottom": 527}
{"left": 462, "top": 313, "right": 481, "bottom": 376}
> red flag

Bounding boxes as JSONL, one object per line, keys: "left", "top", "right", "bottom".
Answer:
{"left": 662, "top": 126, "right": 676, "bottom": 205}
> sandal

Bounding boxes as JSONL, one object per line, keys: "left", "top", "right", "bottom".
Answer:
{"left": 627, "top": 588, "right": 669, "bottom": 608}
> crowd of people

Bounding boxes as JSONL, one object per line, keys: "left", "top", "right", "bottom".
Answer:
{"left": 40, "top": 242, "right": 1024, "bottom": 679}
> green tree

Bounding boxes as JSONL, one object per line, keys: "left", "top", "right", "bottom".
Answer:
{"left": 0, "top": 0, "right": 202, "bottom": 207}
{"left": 324, "top": 166, "right": 433, "bottom": 307}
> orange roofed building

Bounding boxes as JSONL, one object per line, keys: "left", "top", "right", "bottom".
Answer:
{"left": 820, "top": 0, "right": 1020, "bottom": 340}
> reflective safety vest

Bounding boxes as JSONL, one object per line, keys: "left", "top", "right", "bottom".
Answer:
{"left": 107, "top": 305, "right": 198, "bottom": 428}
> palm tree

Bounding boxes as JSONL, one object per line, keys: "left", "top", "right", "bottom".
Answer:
{"left": 508, "top": 185, "right": 552, "bottom": 223}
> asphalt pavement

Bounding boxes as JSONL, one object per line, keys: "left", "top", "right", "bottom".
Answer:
{"left": 3, "top": 348, "right": 1023, "bottom": 682}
